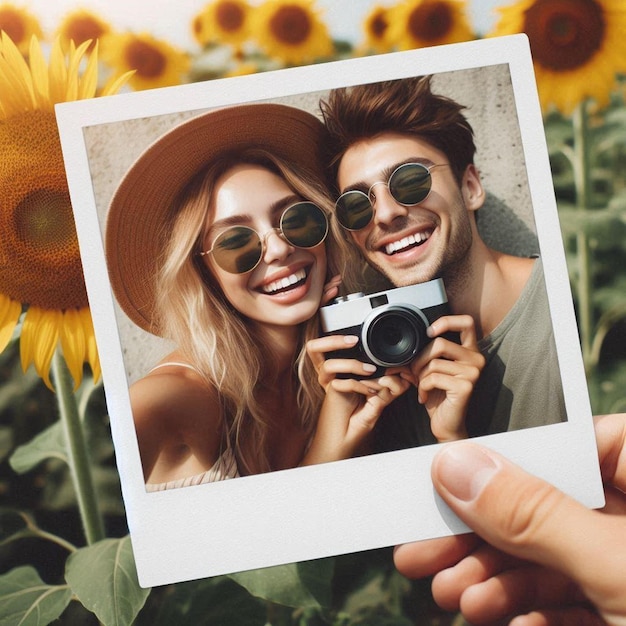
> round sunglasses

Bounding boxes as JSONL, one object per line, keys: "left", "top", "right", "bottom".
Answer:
{"left": 198, "top": 201, "right": 329, "bottom": 274}
{"left": 335, "top": 162, "right": 446, "bottom": 231}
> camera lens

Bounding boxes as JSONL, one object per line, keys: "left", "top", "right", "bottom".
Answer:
{"left": 363, "top": 306, "right": 428, "bottom": 367}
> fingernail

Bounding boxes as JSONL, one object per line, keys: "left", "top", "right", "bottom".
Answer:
{"left": 433, "top": 444, "right": 498, "bottom": 502}
{"left": 362, "top": 363, "right": 377, "bottom": 372}
{"left": 344, "top": 335, "right": 359, "bottom": 344}
{"left": 426, "top": 325, "right": 435, "bottom": 338}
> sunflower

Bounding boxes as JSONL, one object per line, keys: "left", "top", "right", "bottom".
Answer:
{"left": 193, "top": 0, "right": 252, "bottom": 48}
{"left": 0, "top": 34, "right": 130, "bottom": 389}
{"left": 490, "top": 0, "right": 626, "bottom": 115}
{"left": 55, "top": 9, "right": 112, "bottom": 55}
{"left": 359, "top": 4, "right": 393, "bottom": 54}
{"left": 100, "top": 31, "right": 190, "bottom": 91}
{"left": 0, "top": 3, "right": 43, "bottom": 55}
{"left": 386, "top": 0, "right": 474, "bottom": 50}
{"left": 250, "top": 0, "right": 334, "bottom": 66}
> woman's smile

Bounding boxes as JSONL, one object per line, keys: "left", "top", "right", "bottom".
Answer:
{"left": 257, "top": 264, "right": 310, "bottom": 295}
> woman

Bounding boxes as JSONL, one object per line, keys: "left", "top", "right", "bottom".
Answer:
{"left": 105, "top": 103, "right": 409, "bottom": 490}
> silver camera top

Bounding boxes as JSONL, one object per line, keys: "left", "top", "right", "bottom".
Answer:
{"left": 320, "top": 278, "right": 448, "bottom": 333}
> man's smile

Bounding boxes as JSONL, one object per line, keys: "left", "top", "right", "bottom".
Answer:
{"left": 383, "top": 228, "right": 433, "bottom": 255}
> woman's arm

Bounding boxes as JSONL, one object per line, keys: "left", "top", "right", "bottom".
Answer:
{"left": 130, "top": 366, "right": 223, "bottom": 484}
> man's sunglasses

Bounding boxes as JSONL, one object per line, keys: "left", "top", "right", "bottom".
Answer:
{"left": 335, "top": 162, "right": 446, "bottom": 231}
{"left": 199, "top": 201, "right": 328, "bottom": 274}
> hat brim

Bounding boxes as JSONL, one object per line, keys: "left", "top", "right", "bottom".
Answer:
{"left": 105, "top": 103, "right": 326, "bottom": 334}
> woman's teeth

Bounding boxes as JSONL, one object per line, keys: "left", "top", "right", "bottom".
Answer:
{"left": 385, "top": 230, "right": 431, "bottom": 255}
{"left": 262, "top": 268, "right": 307, "bottom": 294}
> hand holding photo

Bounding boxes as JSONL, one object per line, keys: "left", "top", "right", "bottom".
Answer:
{"left": 55, "top": 34, "right": 603, "bottom": 587}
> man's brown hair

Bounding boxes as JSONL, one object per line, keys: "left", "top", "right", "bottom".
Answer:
{"left": 320, "top": 75, "right": 476, "bottom": 189}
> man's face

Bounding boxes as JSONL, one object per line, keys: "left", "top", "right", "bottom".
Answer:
{"left": 336, "top": 132, "right": 483, "bottom": 287}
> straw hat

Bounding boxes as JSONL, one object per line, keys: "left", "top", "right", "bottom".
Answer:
{"left": 105, "top": 102, "right": 327, "bottom": 335}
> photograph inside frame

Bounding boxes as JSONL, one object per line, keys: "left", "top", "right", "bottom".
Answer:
{"left": 57, "top": 35, "right": 603, "bottom": 585}
{"left": 87, "top": 62, "right": 564, "bottom": 488}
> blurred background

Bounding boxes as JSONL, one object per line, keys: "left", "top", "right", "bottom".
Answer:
{"left": 1, "top": 0, "right": 625, "bottom": 624}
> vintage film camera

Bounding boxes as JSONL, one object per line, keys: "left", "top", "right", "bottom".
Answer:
{"left": 319, "top": 278, "right": 452, "bottom": 379}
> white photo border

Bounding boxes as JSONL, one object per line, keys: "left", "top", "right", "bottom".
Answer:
{"left": 56, "top": 34, "right": 603, "bottom": 587}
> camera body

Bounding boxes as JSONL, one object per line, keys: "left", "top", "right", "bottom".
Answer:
{"left": 319, "top": 278, "right": 451, "bottom": 379}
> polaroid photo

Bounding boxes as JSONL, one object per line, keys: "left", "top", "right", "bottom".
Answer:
{"left": 56, "top": 34, "right": 604, "bottom": 587}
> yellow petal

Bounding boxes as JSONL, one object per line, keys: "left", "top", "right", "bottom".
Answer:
{"left": 0, "top": 294, "right": 22, "bottom": 353}
{"left": 100, "top": 69, "right": 135, "bottom": 97}
{"left": 77, "top": 41, "right": 99, "bottom": 100}
{"left": 79, "top": 307, "right": 101, "bottom": 383}
{"left": 0, "top": 32, "right": 37, "bottom": 115}
{"left": 60, "top": 308, "right": 87, "bottom": 390}
{"left": 20, "top": 306, "right": 62, "bottom": 390}
{"left": 48, "top": 38, "right": 69, "bottom": 105}
{"left": 64, "top": 40, "right": 91, "bottom": 102}
{"left": 28, "top": 35, "right": 50, "bottom": 109}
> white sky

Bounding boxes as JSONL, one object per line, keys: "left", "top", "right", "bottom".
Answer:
{"left": 23, "top": 0, "right": 503, "bottom": 50}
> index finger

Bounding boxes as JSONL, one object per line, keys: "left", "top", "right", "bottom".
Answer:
{"left": 393, "top": 533, "right": 480, "bottom": 579}
{"left": 428, "top": 314, "right": 478, "bottom": 349}
{"left": 306, "top": 335, "right": 359, "bottom": 370}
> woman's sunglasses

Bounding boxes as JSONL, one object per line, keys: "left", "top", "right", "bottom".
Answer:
{"left": 199, "top": 201, "right": 329, "bottom": 274}
{"left": 335, "top": 162, "right": 446, "bottom": 231}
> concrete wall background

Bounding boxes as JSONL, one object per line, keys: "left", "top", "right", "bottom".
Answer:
{"left": 85, "top": 63, "right": 540, "bottom": 384}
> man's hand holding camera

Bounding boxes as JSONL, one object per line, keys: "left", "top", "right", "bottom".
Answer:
{"left": 403, "top": 314, "right": 484, "bottom": 442}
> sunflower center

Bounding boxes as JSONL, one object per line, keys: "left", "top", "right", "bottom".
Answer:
{"left": 125, "top": 39, "right": 167, "bottom": 78}
{"left": 216, "top": 1, "right": 245, "bottom": 32}
{"left": 269, "top": 6, "right": 312, "bottom": 45}
{"left": 14, "top": 189, "right": 75, "bottom": 250}
{"left": 408, "top": 1, "right": 453, "bottom": 42}
{"left": 63, "top": 15, "right": 107, "bottom": 50}
{"left": 0, "top": 9, "right": 25, "bottom": 46}
{"left": 370, "top": 10, "right": 388, "bottom": 39}
{"left": 524, "top": 0, "right": 605, "bottom": 71}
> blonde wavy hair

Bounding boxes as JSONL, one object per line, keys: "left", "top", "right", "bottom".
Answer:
{"left": 155, "top": 148, "right": 342, "bottom": 476}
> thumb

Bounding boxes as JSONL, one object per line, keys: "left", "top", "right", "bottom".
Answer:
{"left": 431, "top": 443, "right": 623, "bottom": 601}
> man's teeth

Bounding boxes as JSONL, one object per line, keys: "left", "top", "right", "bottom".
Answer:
{"left": 262, "top": 268, "right": 307, "bottom": 294}
{"left": 385, "top": 231, "right": 431, "bottom": 255}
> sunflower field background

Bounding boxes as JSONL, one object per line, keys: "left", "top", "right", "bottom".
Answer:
{"left": 1, "top": 1, "right": 625, "bottom": 624}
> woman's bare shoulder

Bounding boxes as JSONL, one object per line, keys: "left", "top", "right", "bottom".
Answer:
{"left": 130, "top": 356, "right": 220, "bottom": 434}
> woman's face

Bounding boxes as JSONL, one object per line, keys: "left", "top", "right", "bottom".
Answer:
{"left": 201, "top": 163, "right": 327, "bottom": 330}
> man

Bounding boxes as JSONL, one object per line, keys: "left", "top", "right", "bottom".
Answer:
{"left": 318, "top": 75, "right": 566, "bottom": 448}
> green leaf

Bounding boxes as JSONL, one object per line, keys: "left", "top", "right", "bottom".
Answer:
{"left": 150, "top": 578, "right": 266, "bottom": 626}
{"left": 65, "top": 536, "right": 150, "bottom": 626}
{"left": 228, "top": 558, "right": 334, "bottom": 610}
{"left": 0, "top": 566, "right": 72, "bottom": 626}
{"left": 557, "top": 207, "right": 626, "bottom": 247}
{"left": 9, "top": 422, "right": 67, "bottom": 475}
{"left": 593, "top": 278, "right": 626, "bottom": 313}
{"left": 544, "top": 113, "right": 574, "bottom": 151}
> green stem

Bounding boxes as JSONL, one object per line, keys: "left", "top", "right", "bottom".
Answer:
{"left": 28, "top": 527, "right": 78, "bottom": 553}
{"left": 572, "top": 101, "right": 593, "bottom": 372}
{"left": 52, "top": 349, "right": 105, "bottom": 545}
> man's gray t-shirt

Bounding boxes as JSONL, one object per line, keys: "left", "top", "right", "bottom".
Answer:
{"left": 374, "top": 257, "right": 567, "bottom": 450}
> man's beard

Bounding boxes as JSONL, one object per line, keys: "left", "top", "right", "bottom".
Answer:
{"left": 365, "top": 202, "right": 474, "bottom": 297}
